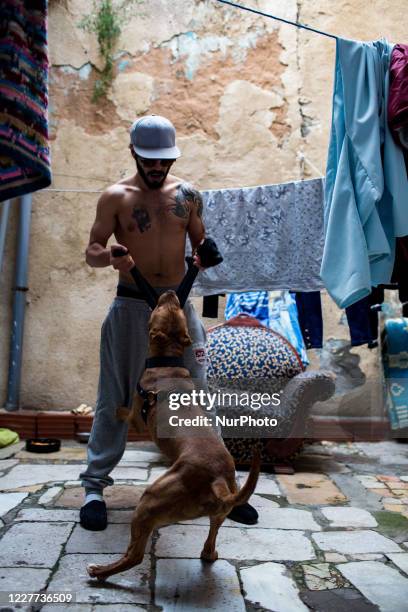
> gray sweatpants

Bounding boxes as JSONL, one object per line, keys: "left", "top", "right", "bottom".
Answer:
{"left": 80, "top": 289, "right": 207, "bottom": 493}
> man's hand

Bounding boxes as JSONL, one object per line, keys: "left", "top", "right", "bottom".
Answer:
{"left": 193, "top": 252, "right": 205, "bottom": 271}
{"left": 193, "top": 238, "right": 223, "bottom": 270}
{"left": 110, "top": 244, "right": 135, "bottom": 273}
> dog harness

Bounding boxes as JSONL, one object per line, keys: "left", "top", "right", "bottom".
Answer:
{"left": 145, "top": 356, "right": 185, "bottom": 369}
{"left": 137, "top": 356, "right": 186, "bottom": 424}
{"left": 136, "top": 382, "right": 158, "bottom": 424}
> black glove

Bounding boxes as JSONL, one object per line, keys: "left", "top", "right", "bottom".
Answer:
{"left": 196, "top": 238, "right": 223, "bottom": 268}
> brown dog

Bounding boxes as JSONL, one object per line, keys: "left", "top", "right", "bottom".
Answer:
{"left": 87, "top": 290, "right": 260, "bottom": 581}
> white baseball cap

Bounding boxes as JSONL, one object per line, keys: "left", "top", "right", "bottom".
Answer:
{"left": 130, "top": 115, "right": 181, "bottom": 159}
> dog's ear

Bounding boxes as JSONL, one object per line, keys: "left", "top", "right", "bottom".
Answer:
{"left": 149, "top": 329, "right": 170, "bottom": 345}
{"left": 181, "top": 332, "right": 192, "bottom": 347}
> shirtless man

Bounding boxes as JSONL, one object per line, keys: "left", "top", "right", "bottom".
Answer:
{"left": 79, "top": 116, "right": 258, "bottom": 530}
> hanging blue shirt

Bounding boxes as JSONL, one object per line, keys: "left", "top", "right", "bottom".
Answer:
{"left": 321, "top": 38, "right": 408, "bottom": 309}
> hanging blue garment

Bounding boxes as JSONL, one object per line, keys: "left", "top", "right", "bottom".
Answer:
{"left": 225, "top": 291, "right": 309, "bottom": 365}
{"left": 268, "top": 292, "right": 309, "bottom": 366}
{"left": 321, "top": 38, "right": 408, "bottom": 309}
{"left": 383, "top": 318, "right": 408, "bottom": 431}
{"left": 225, "top": 292, "right": 270, "bottom": 327}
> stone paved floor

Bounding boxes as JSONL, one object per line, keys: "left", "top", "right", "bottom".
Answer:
{"left": 1, "top": 439, "right": 408, "bottom": 611}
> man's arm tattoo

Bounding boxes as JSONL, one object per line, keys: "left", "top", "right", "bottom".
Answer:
{"left": 132, "top": 207, "right": 151, "bottom": 233}
{"left": 172, "top": 183, "right": 203, "bottom": 219}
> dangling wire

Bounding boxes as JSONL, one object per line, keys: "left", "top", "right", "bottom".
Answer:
{"left": 214, "top": 0, "right": 338, "bottom": 41}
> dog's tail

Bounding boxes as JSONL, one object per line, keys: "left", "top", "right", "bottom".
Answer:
{"left": 211, "top": 450, "right": 261, "bottom": 509}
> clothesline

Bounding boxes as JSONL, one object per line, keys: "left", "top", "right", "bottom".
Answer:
{"left": 38, "top": 155, "right": 324, "bottom": 194}
{"left": 42, "top": 188, "right": 105, "bottom": 193}
{"left": 214, "top": 0, "right": 338, "bottom": 41}
{"left": 54, "top": 172, "right": 109, "bottom": 183}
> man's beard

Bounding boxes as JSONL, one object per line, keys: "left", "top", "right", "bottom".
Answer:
{"left": 136, "top": 159, "right": 170, "bottom": 190}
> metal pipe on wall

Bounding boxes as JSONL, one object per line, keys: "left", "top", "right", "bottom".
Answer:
{"left": 5, "top": 194, "right": 33, "bottom": 411}
{"left": 0, "top": 200, "right": 11, "bottom": 273}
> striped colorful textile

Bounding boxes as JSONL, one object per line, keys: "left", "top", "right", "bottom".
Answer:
{"left": 225, "top": 291, "right": 270, "bottom": 327}
{"left": 0, "top": 0, "right": 51, "bottom": 201}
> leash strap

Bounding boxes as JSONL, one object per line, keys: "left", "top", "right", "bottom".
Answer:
{"left": 111, "top": 248, "right": 158, "bottom": 309}
{"left": 129, "top": 265, "right": 158, "bottom": 310}
{"left": 175, "top": 257, "right": 199, "bottom": 308}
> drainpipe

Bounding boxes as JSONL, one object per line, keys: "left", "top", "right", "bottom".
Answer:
{"left": 5, "top": 194, "right": 33, "bottom": 411}
{"left": 0, "top": 200, "right": 10, "bottom": 273}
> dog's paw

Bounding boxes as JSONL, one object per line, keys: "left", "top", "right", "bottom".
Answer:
{"left": 200, "top": 550, "right": 218, "bottom": 563}
{"left": 87, "top": 563, "right": 107, "bottom": 581}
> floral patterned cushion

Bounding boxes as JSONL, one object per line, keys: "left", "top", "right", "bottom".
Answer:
{"left": 207, "top": 321, "right": 303, "bottom": 384}
{"left": 206, "top": 315, "right": 305, "bottom": 464}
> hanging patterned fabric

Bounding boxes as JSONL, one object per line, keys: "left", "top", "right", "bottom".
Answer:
{"left": 188, "top": 178, "right": 325, "bottom": 296}
{"left": 0, "top": 0, "right": 51, "bottom": 201}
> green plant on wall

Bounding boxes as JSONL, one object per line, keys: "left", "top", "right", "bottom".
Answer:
{"left": 79, "top": 0, "right": 141, "bottom": 102}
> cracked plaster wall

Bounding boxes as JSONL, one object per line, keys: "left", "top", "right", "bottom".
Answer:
{"left": 0, "top": 0, "right": 406, "bottom": 411}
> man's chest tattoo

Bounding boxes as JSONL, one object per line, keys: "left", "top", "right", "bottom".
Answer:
{"left": 132, "top": 207, "right": 151, "bottom": 233}
{"left": 171, "top": 183, "right": 203, "bottom": 219}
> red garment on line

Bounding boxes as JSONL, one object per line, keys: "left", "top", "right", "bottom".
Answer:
{"left": 388, "top": 44, "right": 408, "bottom": 142}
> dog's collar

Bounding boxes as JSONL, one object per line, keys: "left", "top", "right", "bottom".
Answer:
{"left": 136, "top": 382, "right": 158, "bottom": 424}
{"left": 145, "top": 356, "right": 185, "bottom": 369}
